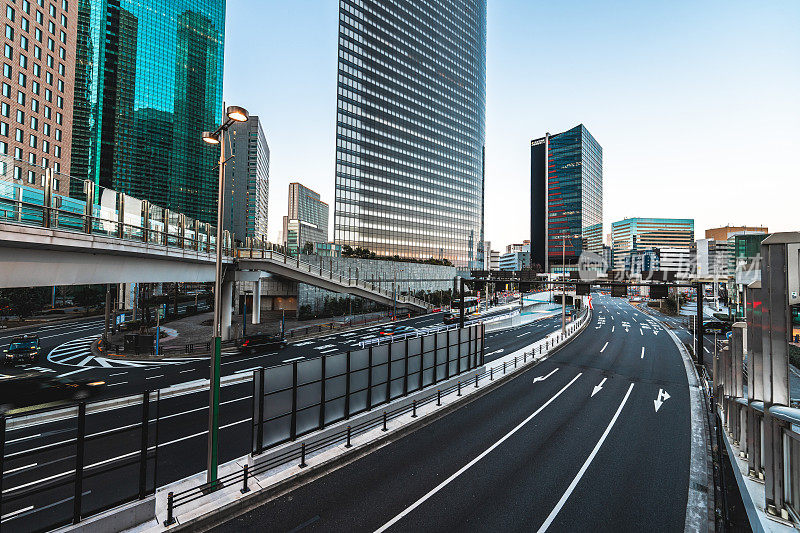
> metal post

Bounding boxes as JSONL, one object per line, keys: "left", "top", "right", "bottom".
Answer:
{"left": 696, "top": 281, "right": 704, "bottom": 366}
{"left": 103, "top": 284, "right": 110, "bottom": 343}
{"left": 299, "top": 442, "right": 307, "bottom": 467}
{"left": 73, "top": 402, "right": 86, "bottom": 524}
{"left": 138, "top": 391, "right": 150, "bottom": 499}
{"left": 437, "top": 389, "right": 441, "bottom": 406}
{"left": 256, "top": 368, "right": 264, "bottom": 456}
{"left": 459, "top": 277, "right": 465, "bottom": 329}
{"left": 411, "top": 400, "right": 417, "bottom": 418}
{"left": 319, "top": 356, "right": 327, "bottom": 430}
{"left": 241, "top": 464, "right": 250, "bottom": 494}
{"left": 345, "top": 426, "right": 352, "bottom": 447}
{"left": 207, "top": 116, "right": 226, "bottom": 487}
{"left": 457, "top": 381, "right": 461, "bottom": 396}
{"left": 164, "top": 492, "right": 175, "bottom": 526}
{"left": 382, "top": 411, "right": 388, "bottom": 431}
{"left": 290, "top": 361, "right": 298, "bottom": 440}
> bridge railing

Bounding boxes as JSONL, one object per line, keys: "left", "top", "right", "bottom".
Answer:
{"left": 0, "top": 156, "right": 233, "bottom": 254}
{"left": 235, "top": 247, "right": 429, "bottom": 309}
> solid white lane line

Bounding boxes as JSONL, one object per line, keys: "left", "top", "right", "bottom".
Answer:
{"left": 641, "top": 347, "right": 645, "bottom": 359}
{"left": 3, "top": 462, "right": 37, "bottom": 475}
{"left": 109, "top": 372, "right": 127, "bottom": 376}
{"left": 640, "top": 329, "right": 643, "bottom": 336}
{"left": 536, "top": 383, "right": 635, "bottom": 532}
{"left": 56, "top": 368, "right": 91, "bottom": 378}
{"left": 374, "top": 373, "right": 583, "bottom": 533}
{"left": 600, "top": 342, "right": 608, "bottom": 353}
{"left": 179, "top": 369, "right": 195, "bottom": 374}
{"left": 5, "top": 433, "right": 41, "bottom": 442}
{"left": 1, "top": 505, "right": 34, "bottom": 521}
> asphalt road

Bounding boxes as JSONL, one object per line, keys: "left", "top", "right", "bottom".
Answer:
{"left": 211, "top": 293, "right": 695, "bottom": 532}
{"left": 0, "top": 303, "right": 564, "bottom": 532}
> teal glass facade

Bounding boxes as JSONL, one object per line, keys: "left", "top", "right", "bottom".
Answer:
{"left": 70, "top": 0, "right": 224, "bottom": 223}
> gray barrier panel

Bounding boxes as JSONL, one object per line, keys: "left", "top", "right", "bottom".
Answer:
{"left": 390, "top": 341, "right": 406, "bottom": 399}
{"left": 262, "top": 364, "right": 294, "bottom": 446}
{"left": 422, "top": 335, "right": 435, "bottom": 386}
{"left": 371, "top": 344, "right": 389, "bottom": 408}
{"left": 448, "top": 329, "right": 459, "bottom": 376}
{"left": 436, "top": 332, "right": 448, "bottom": 381}
{"left": 298, "top": 357, "right": 321, "bottom": 385}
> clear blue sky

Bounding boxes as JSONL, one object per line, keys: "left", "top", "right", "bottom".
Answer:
{"left": 223, "top": 0, "right": 800, "bottom": 248}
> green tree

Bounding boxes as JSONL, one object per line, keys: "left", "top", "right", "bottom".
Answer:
{"left": 0, "top": 287, "right": 50, "bottom": 318}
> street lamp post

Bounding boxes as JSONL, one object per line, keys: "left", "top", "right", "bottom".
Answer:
{"left": 202, "top": 104, "right": 249, "bottom": 487}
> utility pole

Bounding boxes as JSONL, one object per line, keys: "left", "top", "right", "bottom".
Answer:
{"left": 392, "top": 270, "right": 396, "bottom": 319}
{"left": 459, "top": 277, "right": 465, "bottom": 328}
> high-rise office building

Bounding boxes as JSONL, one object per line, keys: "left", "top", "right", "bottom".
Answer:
{"left": 705, "top": 225, "right": 768, "bottom": 241}
{"left": 531, "top": 124, "right": 603, "bottom": 272}
{"left": 611, "top": 217, "right": 694, "bottom": 271}
{"left": 332, "top": 0, "right": 486, "bottom": 268}
{"left": 0, "top": 0, "right": 77, "bottom": 178}
{"left": 70, "top": 0, "right": 225, "bottom": 224}
{"left": 282, "top": 182, "right": 329, "bottom": 256}
{"left": 223, "top": 115, "right": 269, "bottom": 242}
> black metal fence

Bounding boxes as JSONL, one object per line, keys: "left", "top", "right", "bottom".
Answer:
{"left": 0, "top": 391, "right": 160, "bottom": 533}
{"left": 251, "top": 323, "right": 484, "bottom": 455}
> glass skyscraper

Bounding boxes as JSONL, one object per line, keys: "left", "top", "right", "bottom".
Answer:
{"left": 333, "top": 0, "right": 486, "bottom": 268}
{"left": 70, "top": 0, "right": 224, "bottom": 224}
{"left": 224, "top": 115, "right": 269, "bottom": 242}
{"left": 531, "top": 124, "right": 602, "bottom": 272}
{"left": 282, "top": 183, "right": 329, "bottom": 256}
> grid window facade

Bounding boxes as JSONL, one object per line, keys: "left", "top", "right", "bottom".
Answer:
{"left": 332, "top": 0, "right": 486, "bottom": 268}
{"left": 611, "top": 217, "right": 695, "bottom": 270}
{"left": 69, "top": 0, "right": 224, "bottom": 224}
{"left": 0, "top": 0, "right": 75, "bottom": 175}
{"left": 224, "top": 115, "right": 269, "bottom": 242}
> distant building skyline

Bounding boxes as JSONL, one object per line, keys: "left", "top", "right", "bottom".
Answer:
{"left": 611, "top": 217, "right": 694, "bottom": 271}
{"left": 282, "top": 182, "right": 328, "bottom": 256}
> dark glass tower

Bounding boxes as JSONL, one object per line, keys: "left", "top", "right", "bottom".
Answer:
{"left": 70, "top": 0, "right": 225, "bottom": 224}
{"left": 531, "top": 124, "right": 603, "bottom": 272}
{"left": 333, "top": 0, "right": 486, "bottom": 268}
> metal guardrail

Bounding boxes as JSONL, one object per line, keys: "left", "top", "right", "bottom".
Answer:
{"left": 0, "top": 391, "right": 161, "bottom": 532}
{"left": 164, "top": 310, "right": 591, "bottom": 525}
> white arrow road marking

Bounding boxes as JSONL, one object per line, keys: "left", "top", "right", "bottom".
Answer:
{"left": 641, "top": 347, "right": 645, "bottom": 359}
{"left": 654, "top": 388, "right": 671, "bottom": 412}
{"left": 600, "top": 341, "right": 608, "bottom": 353}
{"left": 591, "top": 377, "right": 607, "bottom": 397}
{"left": 533, "top": 368, "right": 558, "bottom": 383}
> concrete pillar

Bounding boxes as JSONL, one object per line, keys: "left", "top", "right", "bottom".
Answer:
{"left": 221, "top": 280, "right": 233, "bottom": 341}
{"left": 252, "top": 278, "right": 261, "bottom": 325}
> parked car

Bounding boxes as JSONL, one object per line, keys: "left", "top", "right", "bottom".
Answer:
{"left": 3, "top": 335, "right": 40, "bottom": 365}
{"left": 0, "top": 372, "right": 106, "bottom": 413}
{"left": 378, "top": 325, "right": 416, "bottom": 336}
{"left": 238, "top": 333, "right": 288, "bottom": 354}
{"left": 703, "top": 320, "right": 732, "bottom": 334}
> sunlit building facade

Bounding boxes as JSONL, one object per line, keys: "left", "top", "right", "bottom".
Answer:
{"left": 611, "top": 217, "right": 695, "bottom": 271}
{"left": 332, "top": 0, "right": 487, "bottom": 268}
{"left": 70, "top": 0, "right": 225, "bottom": 223}
{"left": 531, "top": 124, "right": 603, "bottom": 272}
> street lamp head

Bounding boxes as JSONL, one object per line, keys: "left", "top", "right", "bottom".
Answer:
{"left": 226, "top": 106, "right": 249, "bottom": 122}
{"left": 202, "top": 131, "right": 220, "bottom": 144}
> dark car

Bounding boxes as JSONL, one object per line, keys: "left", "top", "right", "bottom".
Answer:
{"left": 3, "top": 335, "right": 41, "bottom": 365}
{"left": 378, "top": 325, "right": 416, "bottom": 336}
{"left": 238, "top": 333, "right": 288, "bottom": 355}
{"left": 0, "top": 372, "right": 106, "bottom": 414}
{"left": 703, "top": 320, "right": 732, "bottom": 334}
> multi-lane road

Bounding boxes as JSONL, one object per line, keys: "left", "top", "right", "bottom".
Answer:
{"left": 0, "top": 302, "right": 565, "bottom": 532}
{"left": 212, "top": 293, "right": 704, "bottom": 532}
